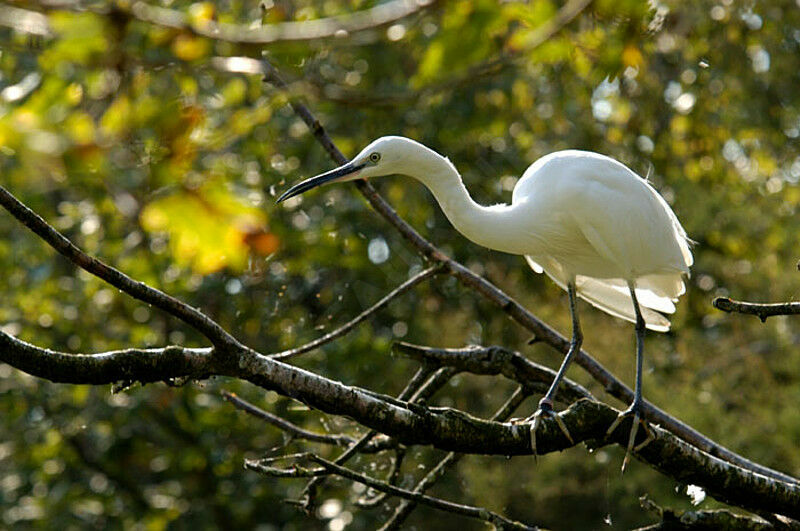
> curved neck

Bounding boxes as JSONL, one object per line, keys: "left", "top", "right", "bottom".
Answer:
{"left": 405, "top": 153, "right": 520, "bottom": 254}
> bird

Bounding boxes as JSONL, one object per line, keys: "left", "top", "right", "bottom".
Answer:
{"left": 278, "top": 136, "right": 693, "bottom": 469}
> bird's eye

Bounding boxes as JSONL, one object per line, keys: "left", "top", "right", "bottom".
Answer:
{"left": 369, "top": 152, "right": 381, "bottom": 163}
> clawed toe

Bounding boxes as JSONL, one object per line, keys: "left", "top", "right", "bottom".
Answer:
{"left": 605, "top": 404, "right": 653, "bottom": 473}
{"left": 527, "top": 399, "right": 574, "bottom": 458}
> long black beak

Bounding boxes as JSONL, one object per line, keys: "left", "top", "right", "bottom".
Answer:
{"left": 277, "top": 161, "right": 366, "bottom": 203}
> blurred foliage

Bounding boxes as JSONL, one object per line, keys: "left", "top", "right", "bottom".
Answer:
{"left": 0, "top": 0, "right": 799, "bottom": 529}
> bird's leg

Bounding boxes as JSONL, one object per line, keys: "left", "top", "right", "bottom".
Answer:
{"left": 525, "top": 281, "right": 580, "bottom": 456}
{"left": 605, "top": 282, "right": 654, "bottom": 473}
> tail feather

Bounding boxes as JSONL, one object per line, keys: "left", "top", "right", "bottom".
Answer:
{"left": 574, "top": 277, "right": 671, "bottom": 332}
{"left": 525, "top": 256, "right": 683, "bottom": 332}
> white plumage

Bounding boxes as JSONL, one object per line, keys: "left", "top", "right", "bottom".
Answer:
{"left": 514, "top": 150, "right": 693, "bottom": 331}
{"left": 279, "top": 136, "right": 694, "bottom": 466}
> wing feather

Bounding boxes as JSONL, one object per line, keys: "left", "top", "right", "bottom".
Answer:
{"left": 525, "top": 256, "right": 676, "bottom": 332}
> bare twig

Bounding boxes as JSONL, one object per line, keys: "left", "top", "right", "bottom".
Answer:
{"left": 291, "top": 364, "right": 439, "bottom": 512}
{"left": 261, "top": 60, "right": 800, "bottom": 486}
{"left": 304, "top": 453, "right": 540, "bottom": 531}
{"left": 381, "top": 386, "right": 531, "bottom": 530}
{"left": 244, "top": 459, "right": 328, "bottom": 478}
{"left": 221, "top": 390, "right": 355, "bottom": 447}
{"left": 393, "top": 342, "right": 593, "bottom": 406}
{"left": 271, "top": 265, "right": 441, "bottom": 361}
{"left": 0, "top": 186, "right": 240, "bottom": 350}
{"left": 356, "top": 446, "right": 406, "bottom": 508}
{"left": 713, "top": 297, "right": 800, "bottom": 322}
{"left": 407, "top": 366, "right": 457, "bottom": 403}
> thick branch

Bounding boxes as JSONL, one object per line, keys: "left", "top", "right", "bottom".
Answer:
{"left": 0, "top": 186, "right": 239, "bottom": 349}
{"left": 1, "top": 330, "right": 799, "bottom": 517}
{"left": 0, "top": 330, "right": 213, "bottom": 384}
{"left": 713, "top": 297, "right": 800, "bottom": 322}
{"left": 228, "top": 349, "right": 800, "bottom": 518}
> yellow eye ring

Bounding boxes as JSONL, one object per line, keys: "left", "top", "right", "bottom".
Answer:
{"left": 369, "top": 152, "right": 381, "bottom": 163}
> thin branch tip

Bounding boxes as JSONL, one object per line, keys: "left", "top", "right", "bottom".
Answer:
{"left": 713, "top": 295, "right": 800, "bottom": 321}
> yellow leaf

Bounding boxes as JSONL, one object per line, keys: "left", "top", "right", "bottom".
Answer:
{"left": 188, "top": 2, "right": 216, "bottom": 25}
{"left": 65, "top": 112, "right": 95, "bottom": 145}
{"left": 622, "top": 44, "right": 644, "bottom": 68}
{"left": 139, "top": 182, "right": 267, "bottom": 274}
{"left": 100, "top": 95, "right": 131, "bottom": 137}
{"left": 172, "top": 34, "right": 211, "bottom": 62}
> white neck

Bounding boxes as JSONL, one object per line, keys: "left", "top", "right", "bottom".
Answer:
{"left": 403, "top": 152, "right": 522, "bottom": 255}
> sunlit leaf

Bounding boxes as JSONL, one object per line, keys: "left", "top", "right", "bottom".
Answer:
{"left": 99, "top": 95, "right": 131, "bottom": 138}
{"left": 172, "top": 34, "right": 212, "bottom": 62}
{"left": 140, "top": 182, "right": 267, "bottom": 274}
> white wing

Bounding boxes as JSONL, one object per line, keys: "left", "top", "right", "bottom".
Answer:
{"left": 517, "top": 151, "right": 692, "bottom": 272}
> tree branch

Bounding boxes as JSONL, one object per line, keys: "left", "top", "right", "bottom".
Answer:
{"left": 248, "top": 452, "right": 541, "bottom": 531}
{"left": 0, "top": 186, "right": 240, "bottom": 350}
{"left": 393, "top": 342, "right": 593, "bottom": 406}
{"left": 0, "top": 330, "right": 213, "bottom": 384}
{"left": 381, "top": 385, "right": 531, "bottom": 530}
{"left": 221, "top": 390, "right": 355, "bottom": 447}
{"left": 135, "top": 0, "right": 438, "bottom": 44}
{"left": 713, "top": 297, "right": 800, "bottom": 322}
{"left": 19, "top": 0, "right": 438, "bottom": 44}
{"left": 290, "top": 363, "right": 441, "bottom": 512}
{"left": 636, "top": 496, "right": 786, "bottom": 531}
{"left": 270, "top": 265, "right": 441, "bottom": 361}
{"left": 1, "top": 328, "right": 799, "bottom": 517}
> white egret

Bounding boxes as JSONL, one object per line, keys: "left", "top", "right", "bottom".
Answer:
{"left": 278, "top": 136, "right": 693, "bottom": 467}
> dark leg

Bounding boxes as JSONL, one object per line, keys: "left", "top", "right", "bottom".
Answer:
{"left": 526, "top": 281, "right": 581, "bottom": 455}
{"left": 605, "top": 281, "right": 654, "bottom": 472}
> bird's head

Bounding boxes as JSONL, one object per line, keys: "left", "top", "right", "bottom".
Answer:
{"left": 277, "top": 136, "right": 430, "bottom": 203}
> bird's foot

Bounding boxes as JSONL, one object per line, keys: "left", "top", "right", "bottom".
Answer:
{"left": 523, "top": 398, "right": 574, "bottom": 459}
{"left": 605, "top": 402, "right": 653, "bottom": 473}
